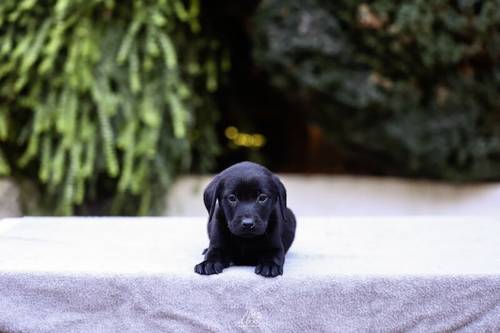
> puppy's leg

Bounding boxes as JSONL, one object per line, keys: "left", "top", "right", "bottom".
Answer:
{"left": 255, "top": 248, "right": 285, "bottom": 278}
{"left": 195, "top": 215, "right": 231, "bottom": 275}
{"left": 194, "top": 246, "right": 231, "bottom": 275}
{"left": 255, "top": 215, "right": 286, "bottom": 278}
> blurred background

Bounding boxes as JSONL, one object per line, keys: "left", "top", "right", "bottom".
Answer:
{"left": 1, "top": 0, "right": 499, "bottom": 216}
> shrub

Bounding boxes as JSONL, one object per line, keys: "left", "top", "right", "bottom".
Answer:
{"left": 255, "top": 0, "right": 500, "bottom": 180}
{"left": 0, "top": 0, "right": 225, "bottom": 214}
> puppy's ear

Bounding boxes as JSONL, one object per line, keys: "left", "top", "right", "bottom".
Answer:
{"left": 203, "top": 175, "right": 222, "bottom": 222}
{"left": 272, "top": 175, "right": 288, "bottom": 223}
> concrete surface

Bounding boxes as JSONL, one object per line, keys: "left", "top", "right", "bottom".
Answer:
{"left": 3, "top": 175, "right": 500, "bottom": 217}
{"left": 164, "top": 175, "right": 500, "bottom": 216}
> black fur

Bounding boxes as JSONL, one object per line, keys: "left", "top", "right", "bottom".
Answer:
{"left": 194, "top": 161, "right": 296, "bottom": 277}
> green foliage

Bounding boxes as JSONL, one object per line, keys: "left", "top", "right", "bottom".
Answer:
{"left": 0, "top": 0, "right": 223, "bottom": 215}
{"left": 255, "top": 0, "right": 500, "bottom": 180}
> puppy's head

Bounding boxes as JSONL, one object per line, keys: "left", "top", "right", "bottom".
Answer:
{"left": 203, "top": 162, "right": 287, "bottom": 238}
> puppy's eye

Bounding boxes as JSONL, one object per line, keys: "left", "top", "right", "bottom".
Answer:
{"left": 257, "top": 194, "right": 268, "bottom": 203}
{"left": 227, "top": 194, "right": 237, "bottom": 203}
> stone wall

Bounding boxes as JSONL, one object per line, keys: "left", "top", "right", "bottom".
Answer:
{"left": 164, "top": 175, "right": 500, "bottom": 216}
{"left": 4, "top": 176, "right": 500, "bottom": 217}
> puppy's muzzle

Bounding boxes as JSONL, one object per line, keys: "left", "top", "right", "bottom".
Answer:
{"left": 241, "top": 217, "right": 256, "bottom": 230}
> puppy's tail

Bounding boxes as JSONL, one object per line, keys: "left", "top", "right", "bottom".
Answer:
{"left": 202, "top": 248, "right": 208, "bottom": 255}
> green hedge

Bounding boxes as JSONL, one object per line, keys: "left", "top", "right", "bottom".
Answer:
{"left": 0, "top": 0, "right": 225, "bottom": 214}
{"left": 255, "top": 0, "right": 500, "bottom": 180}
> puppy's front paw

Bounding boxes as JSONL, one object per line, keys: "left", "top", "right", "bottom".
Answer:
{"left": 194, "top": 260, "right": 227, "bottom": 275}
{"left": 255, "top": 262, "right": 283, "bottom": 278}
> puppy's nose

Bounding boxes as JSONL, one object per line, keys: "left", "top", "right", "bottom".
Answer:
{"left": 241, "top": 218, "right": 255, "bottom": 229}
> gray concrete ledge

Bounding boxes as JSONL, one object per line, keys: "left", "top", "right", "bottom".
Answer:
{"left": 165, "top": 175, "right": 500, "bottom": 216}
{"left": 4, "top": 175, "right": 500, "bottom": 217}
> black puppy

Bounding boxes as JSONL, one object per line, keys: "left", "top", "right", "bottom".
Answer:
{"left": 194, "top": 161, "right": 296, "bottom": 277}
